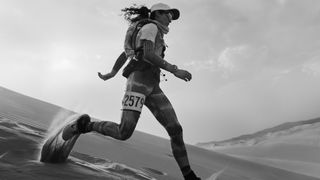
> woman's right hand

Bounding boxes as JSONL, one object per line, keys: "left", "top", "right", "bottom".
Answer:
{"left": 173, "top": 69, "right": 192, "bottom": 82}
{"left": 98, "top": 71, "right": 116, "bottom": 81}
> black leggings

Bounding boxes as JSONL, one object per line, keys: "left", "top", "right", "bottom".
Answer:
{"left": 91, "top": 70, "right": 190, "bottom": 171}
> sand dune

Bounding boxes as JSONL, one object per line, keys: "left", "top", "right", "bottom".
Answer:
{"left": 0, "top": 86, "right": 319, "bottom": 180}
{"left": 198, "top": 116, "right": 320, "bottom": 178}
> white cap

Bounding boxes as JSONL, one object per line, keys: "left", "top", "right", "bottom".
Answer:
{"left": 150, "top": 3, "right": 180, "bottom": 20}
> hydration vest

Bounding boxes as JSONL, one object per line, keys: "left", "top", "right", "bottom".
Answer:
{"left": 124, "top": 19, "right": 167, "bottom": 58}
{"left": 122, "top": 19, "right": 163, "bottom": 80}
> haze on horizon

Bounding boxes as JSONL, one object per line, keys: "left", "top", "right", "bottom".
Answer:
{"left": 1, "top": 0, "right": 320, "bottom": 144}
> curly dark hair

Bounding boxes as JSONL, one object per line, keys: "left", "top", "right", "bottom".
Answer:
{"left": 121, "top": 4, "right": 150, "bottom": 24}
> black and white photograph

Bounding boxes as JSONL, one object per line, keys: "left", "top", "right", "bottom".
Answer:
{"left": 1, "top": 0, "right": 320, "bottom": 179}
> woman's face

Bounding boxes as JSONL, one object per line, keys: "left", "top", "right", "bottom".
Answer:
{"left": 155, "top": 11, "right": 173, "bottom": 27}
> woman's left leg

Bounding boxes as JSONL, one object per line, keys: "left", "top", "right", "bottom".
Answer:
{"left": 144, "top": 85, "right": 192, "bottom": 176}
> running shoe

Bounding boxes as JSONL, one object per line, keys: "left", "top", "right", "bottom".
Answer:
{"left": 62, "top": 114, "right": 91, "bottom": 141}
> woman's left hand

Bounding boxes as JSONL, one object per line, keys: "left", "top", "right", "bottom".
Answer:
{"left": 173, "top": 69, "right": 192, "bottom": 82}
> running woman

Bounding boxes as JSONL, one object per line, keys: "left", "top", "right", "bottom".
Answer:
{"left": 64, "top": 3, "right": 201, "bottom": 180}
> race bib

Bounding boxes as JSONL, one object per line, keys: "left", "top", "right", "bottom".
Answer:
{"left": 122, "top": 91, "right": 146, "bottom": 112}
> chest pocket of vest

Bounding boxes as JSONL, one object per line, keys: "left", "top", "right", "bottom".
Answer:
{"left": 154, "top": 32, "right": 166, "bottom": 58}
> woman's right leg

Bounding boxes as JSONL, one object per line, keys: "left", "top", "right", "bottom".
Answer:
{"left": 88, "top": 70, "right": 155, "bottom": 141}
{"left": 90, "top": 110, "right": 140, "bottom": 141}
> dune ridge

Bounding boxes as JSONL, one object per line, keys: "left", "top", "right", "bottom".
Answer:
{"left": 197, "top": 116, "right": 320, "bottom": 178}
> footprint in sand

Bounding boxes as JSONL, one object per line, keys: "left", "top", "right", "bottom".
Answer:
{"left": 0, "top": 152, "right": 8, "bottom": 159}
{"left": 141, "top": 167, "right": 167, "bottom": 176}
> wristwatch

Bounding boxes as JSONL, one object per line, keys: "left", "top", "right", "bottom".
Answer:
{"left": 171, "top": 65, "right": 178, "bottom": 73}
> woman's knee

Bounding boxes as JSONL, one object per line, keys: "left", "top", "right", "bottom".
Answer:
{"left": 166, "top": 123, "right": 183, "bottom": 137}
{"left": 119, "top": 130, "right": 133, "bottom": 141}
{"left": 167, "top": 123, "right": 185, "bottom": 147}
{"left": 119, "top": 111, "right": 140, "bottom": 140}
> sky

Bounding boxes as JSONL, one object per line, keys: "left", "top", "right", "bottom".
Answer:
{"left": 1, "top": 0, "right": 320, "bottom": 144}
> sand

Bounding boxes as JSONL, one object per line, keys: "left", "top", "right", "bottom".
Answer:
{"left": 0, "top": 86, "right": 319, "bottom": 180}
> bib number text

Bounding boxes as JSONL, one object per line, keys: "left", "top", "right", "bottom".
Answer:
{"left": 122, "top": 91, "right": 146, "bottom": 112}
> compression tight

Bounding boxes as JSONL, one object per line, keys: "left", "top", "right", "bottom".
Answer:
{"left": 89, "top": 70, "right": 191, "bottom": 175}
